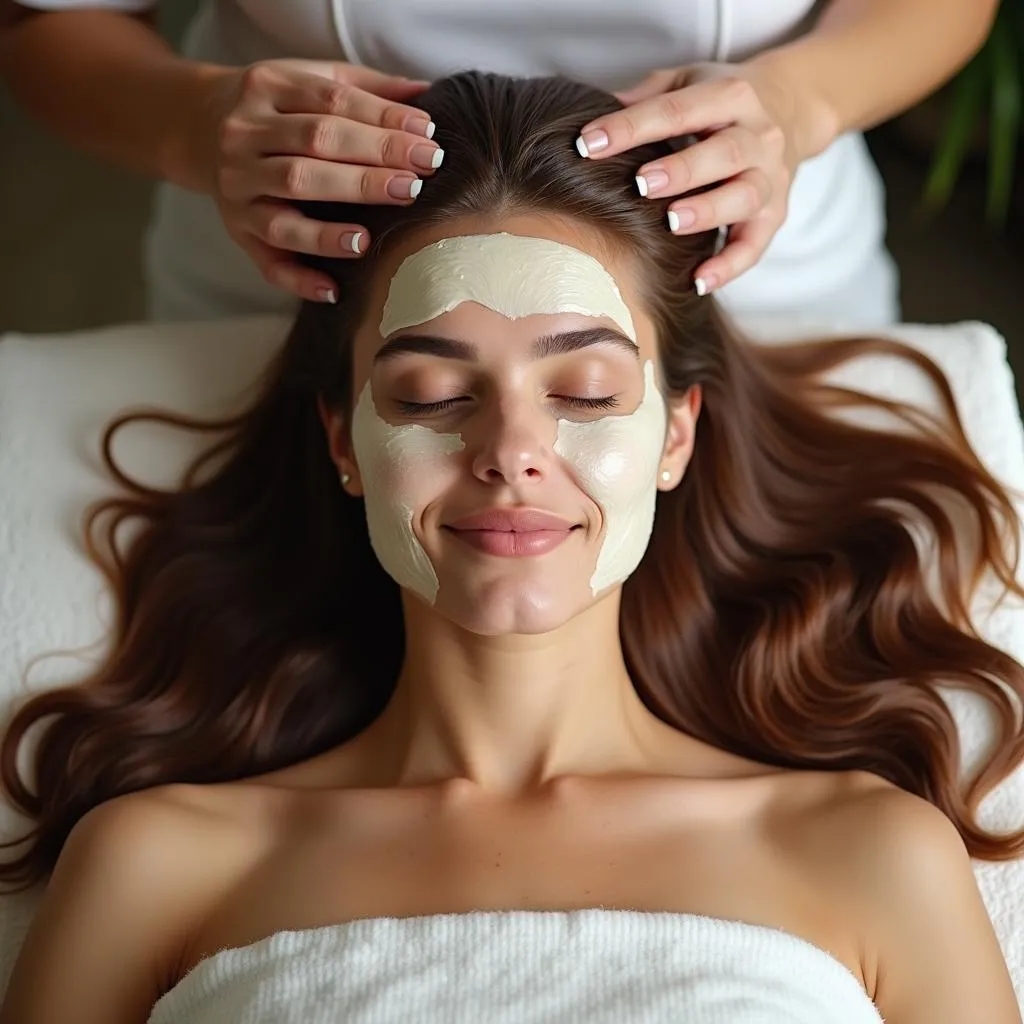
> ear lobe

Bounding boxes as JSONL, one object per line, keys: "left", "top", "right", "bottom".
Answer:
{"left": 658, "top": 384, "right": 702, "bottom": 489}
{"left": 317, "top": 394, "right": 363, "bottom": 495}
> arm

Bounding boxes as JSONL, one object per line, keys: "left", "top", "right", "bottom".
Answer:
{"left": 0, "top": 787, "right": 219, "bottom": 1024}
{"left": 842, "top": 783, "right": 1022, "bottom": 1024}
{"left": 749, "top": 0, "right": 1003, "bottom": 161}
{"left": 0, "top": 3, "right": 230, "bottom": 190}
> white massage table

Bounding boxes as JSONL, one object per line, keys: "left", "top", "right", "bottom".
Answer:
{"left": 1, "top": 313, "right": 1022, "bottom": 1008}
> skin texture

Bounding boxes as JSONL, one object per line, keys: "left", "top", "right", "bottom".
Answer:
{"left": 320, "top": 211, "right": 701, "bottom": 795}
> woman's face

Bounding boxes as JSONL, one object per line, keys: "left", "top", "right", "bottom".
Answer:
{"left": 322, "top": 212, "right": 700, "bottom": 635}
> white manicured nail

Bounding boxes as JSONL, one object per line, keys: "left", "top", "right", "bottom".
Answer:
{"left": 575, "top": 135, "right": 589, "bottom": 158}
{"left": 409, "top": 178, "right": 423, "bottom": 198}
{"left": 694, "top": 277, "right": 708, "bottom": 297}
{"left": 425, "top": 121, "right": 436, "bottom": 139}
{"left": 635, "top": 175, "right": 649, "bottom": 197}
{"left": 349, "top": 231, "right": 364, "bottom": 253}
{"left": 667, "top": 210, "right": 680, "bottom": 232}
{"left": 430, "top": 147, "right": 445, "bottom": 169}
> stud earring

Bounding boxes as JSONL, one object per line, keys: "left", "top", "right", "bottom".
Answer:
{"left": 341, "top": 472, "right": 351, "bottom": 486}
{"left": 661, "top": 470, "right": 671, "bottom": 483}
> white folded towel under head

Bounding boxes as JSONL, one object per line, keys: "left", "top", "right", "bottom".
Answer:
{"left": 145, "top": 909, "right": 886, "bottom": 1024}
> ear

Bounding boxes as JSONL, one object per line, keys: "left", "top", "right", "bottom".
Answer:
{"left": 317, "top": 394, "right": 364, "bottom": 497}
{"left": 657, "top": 384, "right": 702, "bottom": 491}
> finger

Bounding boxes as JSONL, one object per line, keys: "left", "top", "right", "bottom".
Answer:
{"left": 691, "top": 216, "right": 779, "bottom": 293}
{"left": 333, "top": 63, "right": 433, "bottom": 101}
{"left": 240, "top": 156, "right": 423, "bottom": 205}
{"left": 611, "top": 68, "right": 682, "bottom": 106}
{"left": 247, "top": 199, "right": 370, "bottom": 258}
{"left": 242, "top": 234, "right": 341, "bottom": 304}
{"left": 251, "top": 117, "right": 444, "bottom": 175}
{"left": 664, "top": 169, "right": 772, "bottom": 235}
{"left": 577, "top": 76, "right": 761, "bottom": 158}
{"left": 275, "top": 59, "right": 431, "bottom": 99}
{"left": 635, "top": 125, "right": 760, "bottom": 196}
{"left": 272, "top": 72, "right": 435, "bottom": 137}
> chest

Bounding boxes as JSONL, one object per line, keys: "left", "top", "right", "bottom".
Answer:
{"left": 179, "top": 775, "right": 865, "bottom": 990}
{"left": 216, "top": 0, "right": 820, "bottom": 84}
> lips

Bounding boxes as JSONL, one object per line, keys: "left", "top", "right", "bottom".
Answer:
{"left": 445, "top": 508, "right": 576, "bottom": 532}
{"left": 443, "top": 508, "right": 578, "bottom": 557}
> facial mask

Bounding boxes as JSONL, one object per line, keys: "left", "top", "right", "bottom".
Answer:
{"left": 350, "top": 381, "right": 464, "bottom": 604}
{"left": 353, "top": 232, "right": 666, "bottom": 605}
{"left": 555, "top": 358, "right": 667, "bottom": 594}
{"left": 379, "top": 233, "right": 636, "bottom": 342}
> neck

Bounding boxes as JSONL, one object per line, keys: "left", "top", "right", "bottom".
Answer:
{"left": 356, "top": 590, "right": 673, "bottom": 800}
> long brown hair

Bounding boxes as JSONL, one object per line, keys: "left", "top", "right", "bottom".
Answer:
{"left": 3, "top": 72, "right": 1024, "bottom": 893}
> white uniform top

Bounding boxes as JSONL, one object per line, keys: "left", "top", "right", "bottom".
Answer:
{"left": 19, "top": 0, "right": 900, "bottom": 327}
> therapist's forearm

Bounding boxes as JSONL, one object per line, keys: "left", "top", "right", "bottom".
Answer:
{"left": 748, "top": 0, "right": 1001, "bottom": 160}
{"left": 0, "top": 11, "right": 228, "bottom": 190}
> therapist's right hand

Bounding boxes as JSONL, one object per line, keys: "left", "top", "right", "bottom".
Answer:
{"left": 192, "top": 59, "right": 438, "bottom": 303}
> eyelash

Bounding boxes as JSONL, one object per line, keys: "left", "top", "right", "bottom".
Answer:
{"left": 396, "top": 395, "right": 620, "bottom": 415}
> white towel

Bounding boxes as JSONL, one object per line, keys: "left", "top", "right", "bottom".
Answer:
{"left": 0, "top": 315, "right": 1022, "bottom": 1013}
{"left": 145, "top": 909, "right": 886, "bottom": 1024}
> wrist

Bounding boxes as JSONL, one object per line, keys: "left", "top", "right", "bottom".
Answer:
{"left": 745, "top": 45, "right": 842, "bottom": 162}
{"left": 157, "top": 60, "right": 235, "bottom": 193}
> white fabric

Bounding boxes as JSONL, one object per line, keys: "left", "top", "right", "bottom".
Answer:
{"left": 0, "top": 315, "right": 1022, "bottom": 1016}
{"left": 14, "top": 0, "right": 899, "bottom": 328}
{"left": 144, "top": 909, "right": 886, "bottom": 1023}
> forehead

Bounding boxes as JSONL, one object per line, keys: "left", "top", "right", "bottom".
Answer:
{"left": 355, "top": 213, "right": 650, "bottom": 352}
{"left": 348, "top": 212, "right": 659, "bottom": 395}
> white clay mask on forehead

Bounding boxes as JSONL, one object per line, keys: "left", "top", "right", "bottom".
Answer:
{"left": 351, "top": 233, "right": 667, "bottom": 604}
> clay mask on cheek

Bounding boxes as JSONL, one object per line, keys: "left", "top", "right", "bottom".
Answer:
{"left": 554, "top": 359, "right": 667, "bottom": 595}
{"left": 350, "top": 382, "right": 464, "bottom": 604}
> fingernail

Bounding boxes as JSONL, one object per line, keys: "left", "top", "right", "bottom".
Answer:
{"left": 575, "top": 129, "right": 609, "bottom": 157}
{"left": 694, "top": 274, "right": 717, "bottom": 296}
{"left": 387, "top": 175, "right": 422, "bottom": 199}
{"left": 411, "top": 144, "right": 445, "bottom": 170}
{"left": 317, "top": 287, "right": 337, "bottom": 304}
{"left": 342, "top": 231, "right": 364, "bottom": 254}
{"left": 636, "top": 169, "right": 669, "bottom": 197}
{"left": 667, "top": 207, "right": 696, "bottom": 232}
{"left": 404, "top": 116, "right": 435, "bottom": 138}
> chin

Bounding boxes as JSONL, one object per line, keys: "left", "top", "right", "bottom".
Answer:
{"left": 435, "top": 581, "right": 589, "bottom": 637}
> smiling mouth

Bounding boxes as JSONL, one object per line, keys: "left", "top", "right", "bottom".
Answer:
{"left": 442, "top": 508, "right": 582, "bottom": 558}
{"left": 444, "top": 526, "right": 579, "bottom": 558}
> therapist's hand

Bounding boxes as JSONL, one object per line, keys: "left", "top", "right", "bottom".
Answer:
{"left": 575, "top": 62, "right": 837, "bottom": 295}
{"left": 191, "top": 59, "right": 437, "bottom": 303}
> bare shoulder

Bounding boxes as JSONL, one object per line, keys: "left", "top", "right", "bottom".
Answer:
{"left": 0, "top": 781, "right": 275, "bottom": 1024}
{"left": 796, "top": 770, "right": 1020, "bottom": 1023}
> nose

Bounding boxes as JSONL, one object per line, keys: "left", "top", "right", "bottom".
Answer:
{"left": 470, "top": 395, "right": 556, "bottom": 486}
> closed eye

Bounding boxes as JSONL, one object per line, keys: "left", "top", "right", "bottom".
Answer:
{"left": 396, "top": 395, "right": 621, "bottom": 416}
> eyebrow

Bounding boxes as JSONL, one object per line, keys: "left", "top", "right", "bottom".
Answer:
{"left": 372, "top": 327, "right": 639, "bottom": 364}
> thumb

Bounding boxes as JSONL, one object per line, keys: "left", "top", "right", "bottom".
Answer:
{"left": 612, "top": 67, "right": 682, "bottom": 105}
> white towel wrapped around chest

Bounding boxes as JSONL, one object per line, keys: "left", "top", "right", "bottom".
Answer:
{"left": 145, "top": 909, "right": 887, "bottom": 1024}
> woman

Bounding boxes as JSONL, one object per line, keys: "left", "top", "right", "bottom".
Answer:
{"left": 0, "top": 0, "right": 1000, "bottom": 325}
{"left": 1, "top": 72, "right": 1023, "bottom": 1023}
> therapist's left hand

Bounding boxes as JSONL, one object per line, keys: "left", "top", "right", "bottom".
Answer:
{"left": 575, "top": 62, "right": 836, "bottom": 294}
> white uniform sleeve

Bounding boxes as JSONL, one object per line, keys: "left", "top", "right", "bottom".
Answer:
{"left": 14, "top": 0, "right": 157, "bottom": 10}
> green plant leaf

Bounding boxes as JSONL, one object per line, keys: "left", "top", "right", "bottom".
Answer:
{"left": 922, "top": 52, "right": 989, "bottom": 212}
{"left": 986, "top": 10, "right": 1022, "bottom": 226}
